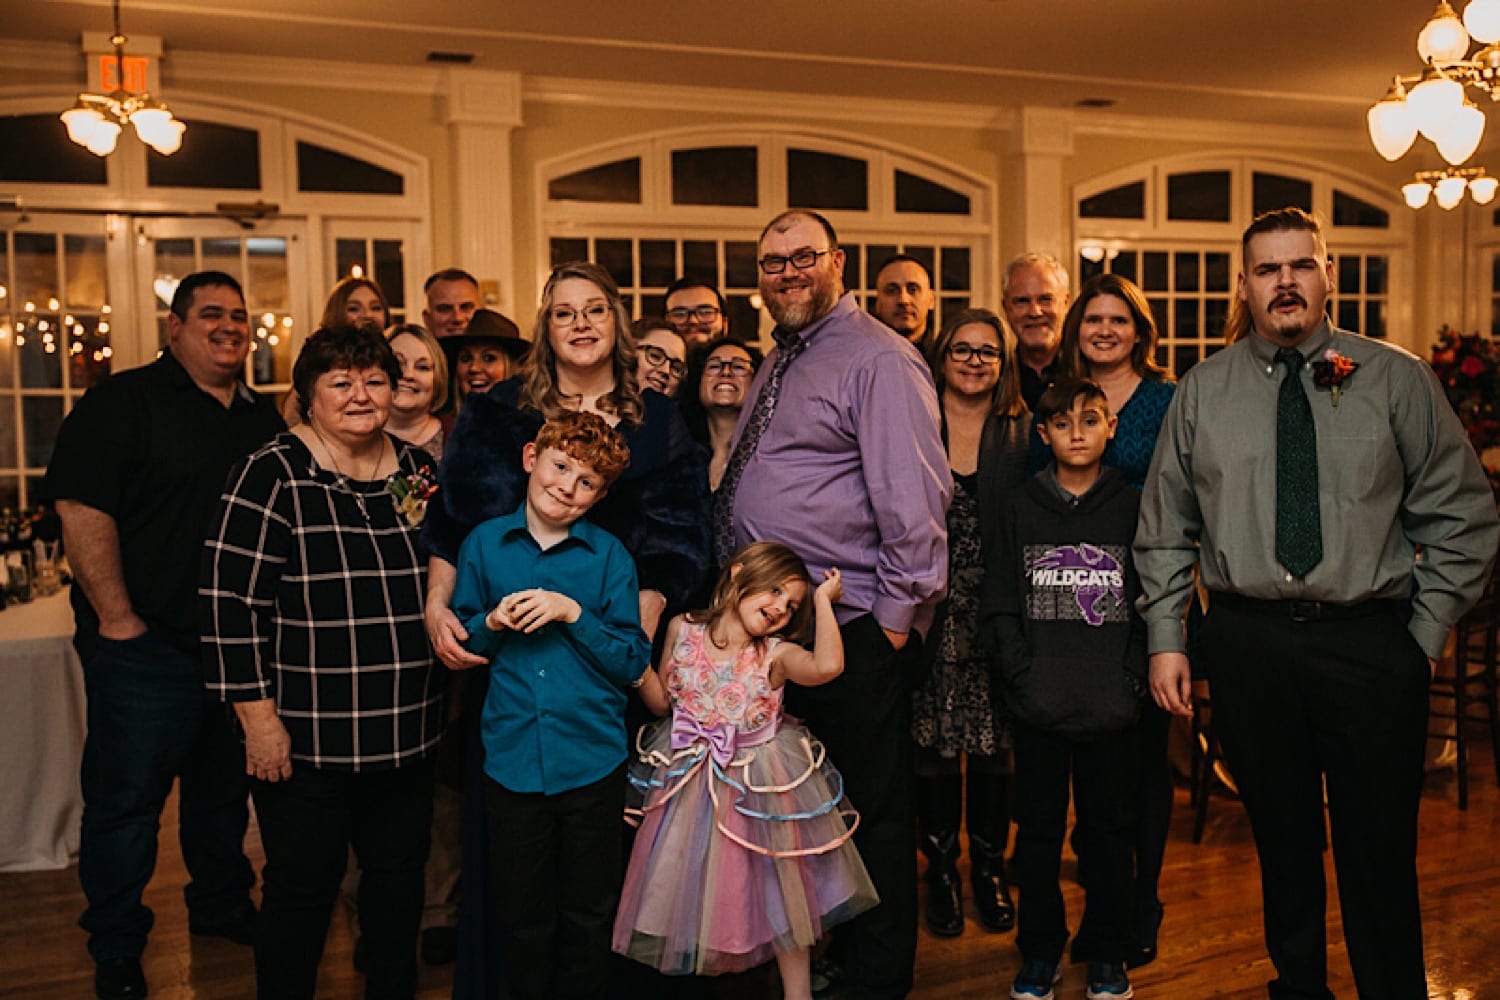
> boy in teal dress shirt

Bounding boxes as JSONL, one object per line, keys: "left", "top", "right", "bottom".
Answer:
{"left": 450, "top": 411, "right": 650, "bottom": 1000}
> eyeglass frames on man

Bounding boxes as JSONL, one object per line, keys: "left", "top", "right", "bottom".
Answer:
{"left": 665, "top": 305, "right": 721, "bottom": 324}
{"left": 758, "top": 249, "right": 833, "bottom": 274}
{"left": 704, "top": 358, "right": 754, "bottom": 377}
{"left": 639, "top": 344, "right": 687, "bottom": 379}
{"left": 947, "top": 343, "right": 1002, "bottom": 365}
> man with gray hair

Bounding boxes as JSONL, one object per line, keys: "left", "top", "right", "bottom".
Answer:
{"left": 1003, "top": 253, "right": 1070, "bottom": 411}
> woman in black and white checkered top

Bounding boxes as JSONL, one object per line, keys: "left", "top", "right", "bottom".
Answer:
{"left": 202, "top": 325, "right": 443, "bottom": 999}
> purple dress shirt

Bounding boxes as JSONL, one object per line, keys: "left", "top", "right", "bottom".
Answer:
{"left": 725, "top": 293, "right": 952, "bottom": 635}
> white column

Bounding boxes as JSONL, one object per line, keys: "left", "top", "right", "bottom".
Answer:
{"left": 1003, "top": 107, "right": 1075, "bottom": 279}
{"left": 441, "top": 68, "right": 523, "bottom": 315}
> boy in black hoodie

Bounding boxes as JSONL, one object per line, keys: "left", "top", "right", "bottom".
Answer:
{"left": 983, "top": 377, "right": 1145, "bottom": 1000}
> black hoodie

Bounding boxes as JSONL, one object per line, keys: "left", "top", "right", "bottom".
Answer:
{"left": 980, "top": 466, "right": 1146, "bottom": 741}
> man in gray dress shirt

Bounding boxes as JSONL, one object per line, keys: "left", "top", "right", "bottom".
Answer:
{"left": 1136, "top": 207, "right": 1499, "bottom": 1000}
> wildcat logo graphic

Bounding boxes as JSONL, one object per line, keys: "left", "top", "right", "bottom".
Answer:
{"left": 1030, "top": 544, "right": 1124, "bottom": 627}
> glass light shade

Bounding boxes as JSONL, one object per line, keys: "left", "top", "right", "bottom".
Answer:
{"left": 1465, "top": 0, "right": 1500, "bottom": 43}
{"left": 1435, "top": 174, "right": 1470, "bottom": 208}
{"left": 146, "top": 120, "right": 185, "bottom": 156}
{"left": 1420, "top": 5, "right": 1473, "bottom": 62}
{"left": 1368, "top": 97, "right": 1419, "bottom": 160}
{"left": 129, "top": 107, "right": 173, "bottom": 145}
{"left": 1403, "top": 181, "right": 1434, "bottom": 209}
{"left": 1436, "top": 100, "right": 1487, "bottom": 162}
{"left": 1409, "top": 72, "right": 1466, "bottom": 139}
{"left": 1470, "top": 175, "right": 1500, "bottom": 203}
{"left": 60, "top": 105, "right": 104, "bottom": 146}
{"left": 83, "top": 119, "right": 121, "bottom": 157}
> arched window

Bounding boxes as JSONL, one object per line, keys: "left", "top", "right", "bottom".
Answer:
{"left": 539, "top": 128, "right": 993, "bottom": 344}
{"left": 0, "top": 97, "right": 430, "bottom": 509}
{"left": 1074, "top": 155, "right": 1408, "bottom": 377}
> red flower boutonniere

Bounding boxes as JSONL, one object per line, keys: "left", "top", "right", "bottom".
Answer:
{"left": 1311, "top": 349, "right": 1359, "bottom": 408}
{"left": 388, "top": 466, "right": 439, "bottom": 528}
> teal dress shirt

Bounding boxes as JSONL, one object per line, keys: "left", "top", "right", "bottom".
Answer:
{"left": 451, "top": 505, "right": 651, "bottom": 795}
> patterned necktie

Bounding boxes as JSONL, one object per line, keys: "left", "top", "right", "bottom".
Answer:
{"left": 712, "top": 330, "right": 806, "bottom": 565}
{"left": 1275, "top": 348, "right": 1322, "bottom": 578}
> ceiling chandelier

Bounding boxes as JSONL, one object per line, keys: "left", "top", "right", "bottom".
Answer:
{"left": 1367, "top": 0, "right": 1500, "bottom": 166}
{"left": 59, "top": 0, "right": 184, "bottom": 157}
{"left": 1401, "top": 166, "right": 1499, "bottom": 208}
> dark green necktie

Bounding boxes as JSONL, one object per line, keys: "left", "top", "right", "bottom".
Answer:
{"left": 1275, "top": 348, "right": 1322, "bottom": 578}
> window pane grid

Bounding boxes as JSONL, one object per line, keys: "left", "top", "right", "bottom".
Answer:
{"left": 0, "top": 226, "right": 112, "bottom": 507}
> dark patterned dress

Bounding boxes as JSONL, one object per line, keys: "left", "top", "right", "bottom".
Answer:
{"left": 912, "top": 470, "right": 1003, "bottom": 758}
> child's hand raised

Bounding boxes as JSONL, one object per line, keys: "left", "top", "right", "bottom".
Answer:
{"left": 816, "top": 567, "right": 843, "bottom": 605}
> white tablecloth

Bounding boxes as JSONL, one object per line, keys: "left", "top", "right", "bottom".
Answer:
{"left": 0, "top": 588, "right": 85, "bottom": 872}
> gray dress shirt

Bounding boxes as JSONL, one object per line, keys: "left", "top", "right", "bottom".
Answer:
{"left": 1135, "top": 322, "right": 1500, "bottom": 660}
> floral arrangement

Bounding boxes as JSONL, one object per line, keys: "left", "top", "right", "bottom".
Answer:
{"left": 1311, "top": 349, "right": 1359, "bottom": 407}
{"left": 388, "top": 466, "right": 438, "bottom": 528}
{"left": 1430, "top": 326, "right": 1500, "bottom": 454}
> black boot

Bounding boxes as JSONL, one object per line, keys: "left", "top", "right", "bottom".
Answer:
{"left": 920, "top": 831, "right": 964, "bottom": 937}
{"left": 969, "top": 833, "right": 1015, "bottom": 932}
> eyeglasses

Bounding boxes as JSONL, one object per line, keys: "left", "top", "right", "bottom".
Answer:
{"left": 549, "top": 303, "right": 611, "bottom": 327}
{"left": 665, "top": 305, "right": 721, "bottom": 324}
{"left": 948, "top": 343, "right": 1002, "bottom": 365}
{"left": 704, "top": 358, "right": 754, "bottom": 377}
{"left": 639, "top": 343, "right": 687, "bottom": 379}
{"left": 758, "top": 249, "right": 833, "bottom": 274}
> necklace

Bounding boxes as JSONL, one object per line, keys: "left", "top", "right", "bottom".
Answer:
{"left": 307, "top": 424, "right": 387, "bottom": 520}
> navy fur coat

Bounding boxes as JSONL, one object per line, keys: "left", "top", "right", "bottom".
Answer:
{"left": 422, "top": 377, "right": 711, "bottom": 612}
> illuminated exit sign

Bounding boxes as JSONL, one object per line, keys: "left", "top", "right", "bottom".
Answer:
{"left": 100, "top": 54, "right": 150, "bottom": 93}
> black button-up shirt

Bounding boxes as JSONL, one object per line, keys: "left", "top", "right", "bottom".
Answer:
{"left": 41, "top": 350, "right": 284, "bottom": 656}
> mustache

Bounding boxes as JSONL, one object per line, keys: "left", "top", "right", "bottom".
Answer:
{"left": 1272, "top": 292, "right": 1306, "bottom": 308}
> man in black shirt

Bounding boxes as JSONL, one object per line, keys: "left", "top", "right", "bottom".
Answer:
{"left": 42, "top": 271, "right": 284, "bottom": 1000}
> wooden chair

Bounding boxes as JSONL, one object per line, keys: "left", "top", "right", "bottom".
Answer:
{"left": 1429, "top": 586, "right": 1500, "bottom": 810}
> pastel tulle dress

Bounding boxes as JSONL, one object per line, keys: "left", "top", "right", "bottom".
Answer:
{"left": 611, "top": 620, "right": 879, "bottom": 975}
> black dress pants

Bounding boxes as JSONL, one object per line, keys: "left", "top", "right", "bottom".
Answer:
{"left": 1202, "top": 599, "right": 1430, "bottom": 1000}
{"left": 785, "top": 614, "right": 917, "bottom": 999}
{"left": 484, "top": 767, "right": 624, "bottom": 1000}
{"left": 252, "top": 759, "right": 434, "bottom": 1000}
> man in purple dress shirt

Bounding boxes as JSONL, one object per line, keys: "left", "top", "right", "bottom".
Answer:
{"left": 719, "top": 210, "right": 952, "bottom": 999}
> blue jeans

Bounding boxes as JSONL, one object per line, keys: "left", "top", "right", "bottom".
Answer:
{"left": 77, "top": 630, "right": 254, "bottom": 961}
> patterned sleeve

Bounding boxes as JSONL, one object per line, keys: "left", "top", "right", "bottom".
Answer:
{"left": 200, "top": 445, "right": 292, "bottom": 702}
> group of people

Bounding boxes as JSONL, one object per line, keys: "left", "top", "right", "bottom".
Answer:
{"left": 41, "top": 203, "right": 1500, "bottom": 1000}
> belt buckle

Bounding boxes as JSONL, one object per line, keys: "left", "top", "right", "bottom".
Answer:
{"left": 1289, "top": 600, "right": 1320, "bottom": 622}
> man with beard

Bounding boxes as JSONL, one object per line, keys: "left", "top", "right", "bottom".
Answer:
{"left": 872, "top": 254, "right": 936, "bottom": 349}
{"left": 1003, "top": 253, "right": 1069, "bottom": 411}
{"left": 714, "top": 210, "right": 951, "bottom": 999}
{"left": 664, "top": 277, "right": 729, "bottom": 348}
{"left": 1136, "top": 207, "right": 1498, "bottom": 999}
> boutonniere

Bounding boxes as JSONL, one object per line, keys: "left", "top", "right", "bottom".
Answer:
{"left": 1311, "top": 349, "right": 1359, "bottom": 407}
{"left": 388, "top": 466, "right": 438, "bottom": 528}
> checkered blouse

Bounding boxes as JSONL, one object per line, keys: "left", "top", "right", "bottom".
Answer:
{"left": 201, "top": 431, "right": 444, "bottom": 771}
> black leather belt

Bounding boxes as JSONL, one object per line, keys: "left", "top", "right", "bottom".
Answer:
{"left": 1209, "top": 592, "right": 1403, "bottom": 623}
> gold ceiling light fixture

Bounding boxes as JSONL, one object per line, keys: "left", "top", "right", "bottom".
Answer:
{"left": 59, "top": 0, "right": 185, "bottom": 157}
{"left": 1401, "top": 166, "right": 1499, "bottom": 208}
{"left": 1367, "top": 0, "right": 1500, "bottom": 167}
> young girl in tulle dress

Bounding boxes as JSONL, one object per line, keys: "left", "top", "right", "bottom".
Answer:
{"left": 612, "top": 541, "right": 878, "bottom": 1000}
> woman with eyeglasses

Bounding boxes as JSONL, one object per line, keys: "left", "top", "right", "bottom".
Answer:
{"left": 911, "top": 308, "right": 1030, "bottom": 939}
{"left": 420, "top": 260, "right": 710, "bottom": 998}
{"left": 631, "top": 317, "right": 689, "bottom": 397}
{"left": 677, "top": 337, "right": 764, "bottom": 492}
{"left": 1054, "top": 272, "right": 1176, "bottom": 968}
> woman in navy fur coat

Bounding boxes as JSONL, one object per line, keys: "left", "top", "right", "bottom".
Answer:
{"left": 421, "top": 260, "right": 711, "bottom": 999}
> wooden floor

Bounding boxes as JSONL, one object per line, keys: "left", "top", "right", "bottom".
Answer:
{"left": 4, "top": 743, "right": 1498, "bottom": 999}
